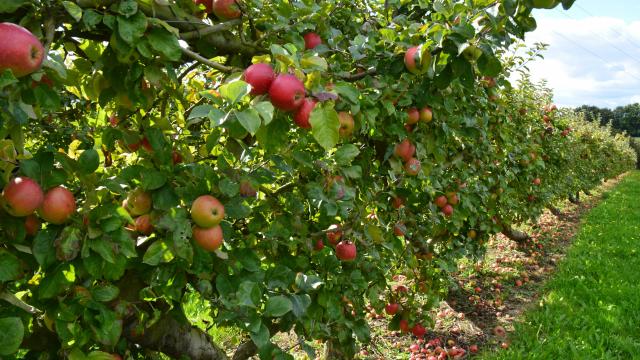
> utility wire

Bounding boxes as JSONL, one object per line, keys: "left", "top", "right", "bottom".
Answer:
{"left": 573, "top": 3, "right": 640, "bottom": 52}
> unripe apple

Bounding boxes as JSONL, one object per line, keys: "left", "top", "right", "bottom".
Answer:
{"left": 211, "top": 0, "right": 241, "bottom": 19}
{"left": 419, "top": 107, "right": 433, "bottom": 122}
{"left": 0, "top": 23, "right": 45, "bottom": 77}
{"left": 24, "top": 214, "right": 41, "bottom": 236}
{"left": 124, "top": 188, "right": 152, "bottom": 216}
{"left": 462, "top": 45, "right": 482, "bottom": 62}
{"left": 404, "top": 157, "right": 421, "bottom": 176}
{"left": 303, "top": 32, "right": 322, "bottom": 50}
{"left": 441, "top": 204, "right": 454, "bottom": 217}
{"left": 191, "top": 195, "right": 225, "bottom": 228}
{"left": 135, "top": 214, "right": 154, "bottom": 235}
{"left": 1, "top": 177, "right": 44, "bottom": 217}
{"left": 394, "top": 139, "right": 416, "bottom": 162}
{"left": 385, "top": 303, "right": 400, "bottom": 315}
{"left": 269, "top": 74, "right": 306, "bottom": 111}
{"left": 243, "top": 63, "right": 275, "bottom": 95}
{"left": 435, "top": 195, "right": 448, "bottom": 208}
{"left": 293, "top": 98, "right": 317, "bottom": 129}
{"left": 406, "top": 108, "right": 420, "bottom": 124}
{"left": 467, "top": 229, "right": 477, "bottom": 239}
{"left": 335, "top": 240, "right": 356, "bottom": 261}
{"left": 40, "top": 186, "right": 76, "bottom": 224}
{"left": 337, "top": 112, "right": 355, "bottom": 138}
{"left": 193, "top": 225, "right": 224, "bottom": 252}
{"left": 532, "top": 0, "right": 559, "bottom": 9}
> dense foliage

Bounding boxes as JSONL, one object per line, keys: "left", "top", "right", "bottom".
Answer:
{"left": 576, "top": 103, "right": 640, "bottom": 138}
{"left": 0, "top": 0, "right": 635, "bottom": 359}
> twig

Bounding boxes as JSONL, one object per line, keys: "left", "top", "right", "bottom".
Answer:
{"left": 181, "top": 47, "right": 238, "bottom": 73}
{"left": 0, "top": 291, "right": 42, "bottom": 314}
{"left": 180, "top": 19, "right": 242, "bottom": 40}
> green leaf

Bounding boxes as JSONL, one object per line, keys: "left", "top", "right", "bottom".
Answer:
{"left": 301, "top": 55, "right": 328, "bottom": 71}
{"left": 0, "top": 250, "right": 21, "bottom": 282}
{"left": 290, "top": 294, "right": 312, "bottom": 318}
{"left": 219, "top": 80, "right": 250, "bottom": 104}
{"left": 143, "top": 240, "right": 173, "bottom": 266}
{"left": 0, "top": 317, "right": 23, "bottom": 356}
{"left": 235, "top": 108, "right": 261, "bottom": 135}
{"left": 0, "top": 70, "right": 18, "bottom": 88}
{"left": 147, "top": 27, "right": 181, "bottom": 61}
{"left": 310, "top": 103, "right": 340, "bottom": 151}
{"left": 237, "top": 281, "right": 261, "bottom": 308}
{"left": 141, "top": 169, "right": 167, "bottom": 190}
{"left": 78, "top": 149, "right": 100, "bottom": 174}
{"left": 62, "top": 1, "right": 83, "bottom": 22}
{"left": 117, "top": 12, "right": 147, "bottom": 44}
{"left": 188, "top": 104, "right": 215, "bottom": 119}
{"left": 250, "top": 323, "right": 270, "bottom": 349}
{"left": 92, "top": 284, "right": 120, "bottom": 302}
{"left": 219, "top": 178, "right": 239, "bottom": 197}
{"left": 334, "top": 83, "right": 359, "bottom": 103}
{"left": 39, "top": 264, "right": 75, "bottom": 299}
{"left": 32, "top": 228, "right": 57, "bottom": 269}
{"left": 0, "top": 0, "right": 28, "bottom": 13}
{"left": 254, "top": 101, "right": 275, "bottom": 125}
{"left": 264, "top": 295, "right": 293, "bottom": 317}
{"left": 477, "top": 50, "right": 503, "bottom": 77}
{"left": 118, "top": 0, "right": 138, "bottom": 17}
{"left": 335, "top": 144, "right": 360, "bottom": 165}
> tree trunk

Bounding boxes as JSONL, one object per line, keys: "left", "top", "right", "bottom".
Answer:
{"left": 501, "top": 226, "right": 530, "bottom": 242}
{"left": 583, "top": 189, "right": 592, "bottom": 196}
{"left": 322, "top": 340, "right": 354, "bottom": 360}
{"left": 568, "top": 193, "right": 578, "bottom": 204}
{"left": 546, "top": 205, "right": 562, "bottom": 217}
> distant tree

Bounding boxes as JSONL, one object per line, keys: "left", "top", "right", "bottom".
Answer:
{"left": 576, "top": 104, "right": 640, "bottom": 137}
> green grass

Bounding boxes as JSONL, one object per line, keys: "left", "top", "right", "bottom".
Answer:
{"left": 481, "top": 171, "right": 640, "bottom": 360}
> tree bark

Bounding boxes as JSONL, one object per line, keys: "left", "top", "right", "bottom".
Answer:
{"left": 501, "top": 226, "right": 530, "bottom": 242}
{"left": 546, "top": 205, "right": 562, "bottom": 217}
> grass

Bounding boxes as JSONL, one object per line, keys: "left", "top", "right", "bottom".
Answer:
{"left": 481, "top": 171, "right": 640, "bottom": 359}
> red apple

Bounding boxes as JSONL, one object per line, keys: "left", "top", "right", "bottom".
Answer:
{"left": 124, "top": 188, "right": 152, "bottom": 216}
{"left": 532, "top": 178, "right": 541, "bottom": 186}
{"left": 193, "top": 225, "right": 224, "bottom": 252}
{"left": 135, "top": 214, "right": 154, "bottom": 235}
{"left": 40, "top": 186, "right": 76, "bottom": 224}
{"left": 385, "top": 303, "right": 400, "bottom": 315}
{"left": 243, "top": 63, "right": 275, "bottom": 95}
{"left": 483, "top": 76, "right": 497, "bottom": 88}
{"left": 191, "top": 195, "right": 225, "bottom": 228}
{"left": 326, "top": 224, "right": 342, "bottom": 245}
{"left": 399, "top": 319, "right": 410, "bottom": 333}
{"left": 1, "top": 177, "right": 44, "bottom": 217}
{"left": 420, "top": 107, "right": 433, "bottom": 122}
{"left": 404, "top": 46, "right": 420, "bottom": 74}
{"left": 493, "top": 325, "right": 506, "bottom": 337}
{"left": 407, "top": 108, "right": 420, "bottom": 124}
{"left": 404, "top": 157, "right": 421, "bottom": 176}
{"left": 335, "top": 240, "right": 356, "bottom": 261}
{"left": 469, "top": 344, "right": 479, "bottom": 353}
{"left": 441, "top": 204, "right": 454, "bottom": 217}
{"left": 194, "top": 0, "right": 213, "bottom": 13}
{"left": 0, "top": 23, "right": 45, "bottom": 77}
{"left": 303, "top": 32, "right": 322, "bottom": 50}
{"left": 211, "top": 0, "right": 241, "bottom": 19}
{"left": 268, "top": 74, "right": 306, "bottom": 111}
{"left": 338, "top": 112, "right": 354, "bottom": 137}
{"left": 394, "top": 222, "right": 406, "bottom": 237}
{"left": 172, "top": 150, "right": 183, "bottom": 165}
{"left": 293, "top": 98, "right": 317, "bottom": 129}
{"left": 24, "top": 214, "right": 40, "bottom": 236}
{"left": 394, "top": 139, "right": 416, "bottom": 162}
{"left": 140, "top": 137, "right": 153, "bottom": 152}
{"left": 314, "top": 239, "right": 325, "bottom": 251}
{"left": 412, "top": 324, "right": 426, "bottom": 338}
{"left": 239, "top": 180, "right": 257, "bottom": 198}
{"left": 392, "top": 196, "right": 405, "bottom": 209}
{"left": 434, "top": 195, "right": 448, "bottom": 208}
{"left": 109, "top": 115, "right": 119, "bottom": 127}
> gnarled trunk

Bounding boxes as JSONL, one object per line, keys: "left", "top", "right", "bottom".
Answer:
{"left": 501, "top": 226, "right": 530, "bottom": 242}
{"left": 546, "top": 205, "right": 562, "bottom": 217}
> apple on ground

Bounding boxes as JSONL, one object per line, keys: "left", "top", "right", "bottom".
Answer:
{"left": 303, "top": 32, "right": 322, "bottom": 50}
{"left": 1, "top": 176, "right": 44, "bottom": 217}
{"left": 124, "top": 188, "right": 152, "bottom": 216}
{"left": 467, "top": 229, "right": 477, "bottom": 239}
{"left": 335, "top": 240, "right": 356, "bottom": 261}
{"left": 0, "top": 23, "right": 45, "bottom": 77}
{"left": 39, "top": 186, "right": 76, "bottom": 224}
{"left": 191, "top": 195, "right": 225, "bottom": 228}
{"left": 193, "top": 225, "right": 224, "bottom": 251}
{"left": 293, "top": 98, "right": 317, "bottom": 129}
{"left": 211, "top": 0, "right": 241, "bottom": 19}
{"left": 243, "top": 63, "right": 274, "bottom": 95}
{"left": 337, "top": 112, "right": 354, "bottom": 137}
{"left": 268, "top": 74, "right": 306, "bottom": 111}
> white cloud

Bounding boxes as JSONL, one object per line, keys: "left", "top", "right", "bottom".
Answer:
{"left": 514, "top": 15, "right": 640, "bottom": 108}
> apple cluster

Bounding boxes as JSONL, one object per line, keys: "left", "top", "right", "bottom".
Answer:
{"left": 1, "top": 177, "right": 76, "bottom": 234}
{"left": 314, "top": 224, "right": 357, "bottom": 262}
{"left": 190, "top": 195, "right": 226, "bottom": 252}
{"left": 434, "top": 192, "right": 459, "bottom": 217}
{"left": 122, "top": 188, "right": 154, "bottom": 235}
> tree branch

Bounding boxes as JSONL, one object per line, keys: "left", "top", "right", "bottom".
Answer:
{"left": 181, "top": 19, "right": 242, "bottom": 40}
{"left": 0, "top": 291, "right": 41, "bottom": 314}
{"left": 181, "top": 47, "right": 238, "bottom": 73}
{"left": 501, "top": 225, "right": 530, "bottom": 242}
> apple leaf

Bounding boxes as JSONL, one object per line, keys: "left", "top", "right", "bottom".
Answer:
{"left": 117, "top": 12, "right": 148, "bottom": 44}
{"left": 219, "top": 81, "right": 250, "bottom": 105}
{"left": 335, "top": 144, "right": 360, "bottom": 165}
{"left": 290, "top": 294, "right": 312, "bottom": 318}
{"left": 0, "top": 317, "right": 23, "bottom": 355}
{"left": 235, "top": 109, "right": 261, "bottom": 136}
{"left": 334, "top": 83, "right": 359, "bottom": 104}
{"left": 301, "top": 55, "right": 328, "bottom": 72}
{"left": 78, "top": 149, "right": 100, "bottom": 174}
{"left": 254, "top": 101, "right": 275, "bottom": 125}
{"left": 0, "top": 250, "right": 21, "bottom": 281}
{"left": 62, "top": 1, "right": 83, "bottom": 22}
{"left": 147, "top": 27, "right": 181, "bottom": 61}
{"left": 310, "top": 103, "right": 340, "bottom": 151}
{"left": 478, "top": 50, "right": 503, "bottom": 77}
{"left": 264, "top": 295, "right": 293, "bottom": 317}
{"left": 249, "top": 323, "right": 270, "bottom": 349}
{"left": 0, "top": 0, "right": 28, "bottom": 14}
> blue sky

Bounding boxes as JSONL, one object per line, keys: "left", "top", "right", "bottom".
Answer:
{"left": 521, "top": 0, "right": 640, "bottom": 108}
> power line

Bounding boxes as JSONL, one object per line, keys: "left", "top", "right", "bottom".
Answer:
{"left": 573, "top": 3, "right": 640, "bottom": 52}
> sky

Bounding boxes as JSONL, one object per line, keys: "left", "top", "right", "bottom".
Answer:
{"left": 517, "top": 0, "right": 640, "bottom": 108}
